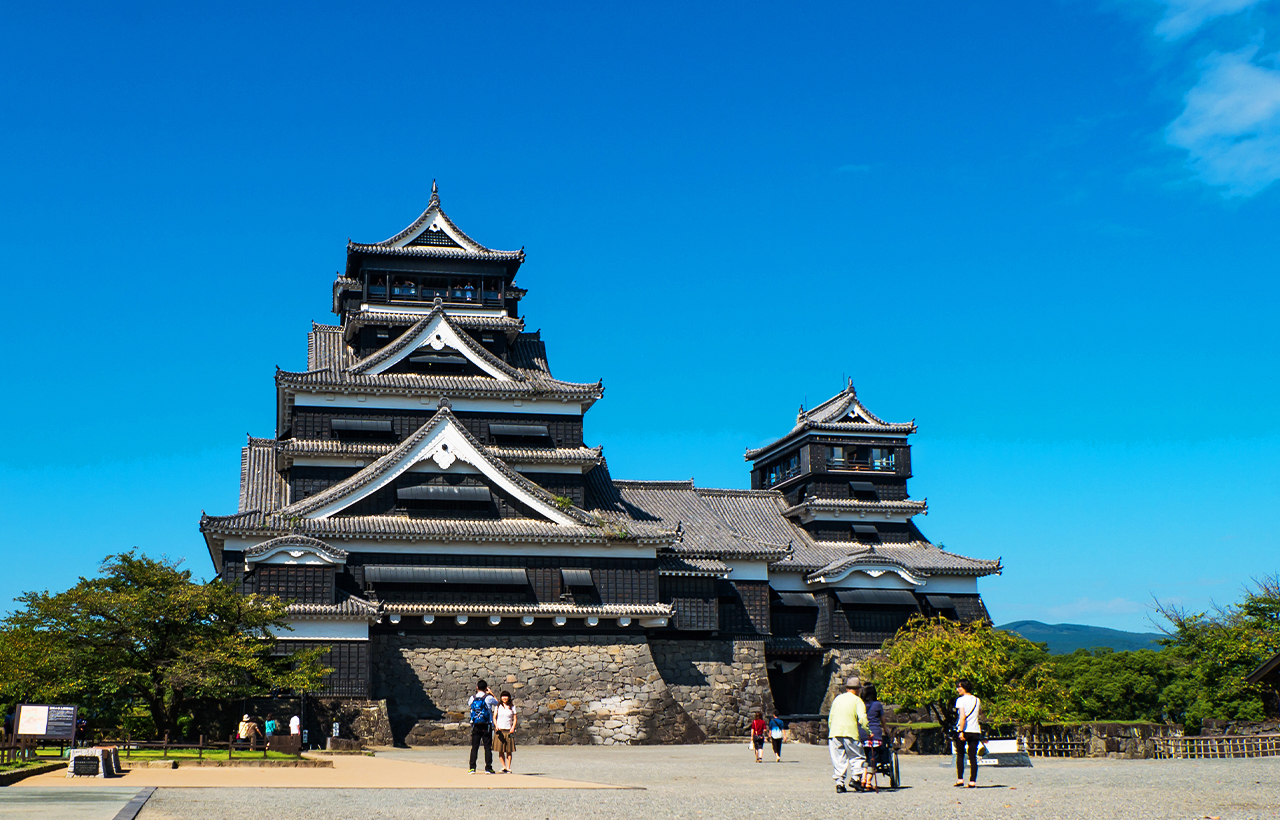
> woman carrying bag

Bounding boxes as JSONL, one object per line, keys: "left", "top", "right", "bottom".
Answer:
{"left": 492, "top": 691, "right": 518, "bottom": 774}
{"left": 954, "top": 679, "right": 982, "bottom": 788}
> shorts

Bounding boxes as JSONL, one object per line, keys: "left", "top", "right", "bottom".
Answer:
{"left": 492, "top": 729, "right": 516, "bottom": 755}
{"left": 770, "top": 737, "right": 783, "bottom": 755}
{"left": 752, "top": 736, "right": 765, "bottom": 749}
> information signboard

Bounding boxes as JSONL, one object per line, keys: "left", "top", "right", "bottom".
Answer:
{"left": 15, "top": 704, "right": 78, "bottom": 741}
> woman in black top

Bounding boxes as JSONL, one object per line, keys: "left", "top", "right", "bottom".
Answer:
{"left": 860, "top": 684, "right": 885, "bottom": 792}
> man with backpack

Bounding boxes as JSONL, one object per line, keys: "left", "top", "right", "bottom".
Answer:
{"left": 467, "top": 679, "right": 499, "bottom": 774}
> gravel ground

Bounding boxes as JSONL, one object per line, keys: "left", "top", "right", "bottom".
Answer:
{"left": 137, "top": 744, "right": 1280, "bottom": 820}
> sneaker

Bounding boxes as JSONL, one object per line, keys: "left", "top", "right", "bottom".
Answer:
{"left": 468, "top": 769, "right": 476, "bottom": 774}
{"left": 835, "top": 784, "right": 847, "bottom": 794}
{"left": 485, "top": 768, "right": 496, "bottom": 774}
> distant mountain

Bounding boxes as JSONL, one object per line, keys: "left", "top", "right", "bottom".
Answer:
{"left": 996, "top": 620, "right": 1165, "bottom": 654}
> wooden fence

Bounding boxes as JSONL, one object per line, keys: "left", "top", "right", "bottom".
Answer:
{"left": 1153, "top": 734, "right": 1280, "bottom": 760}
{"left": 106, "top": 732, "right": 302, "bottom": 759}
{"left": 0, "top": 736, "right": 39, "bottom": 765}
{"left": 1021, "top": 737, "right": 1089, "bottom": 758}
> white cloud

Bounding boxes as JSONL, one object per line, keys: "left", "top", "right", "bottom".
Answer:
{"left": 1166, "top": 46, "right": 1280, "bottom": 196}
{"left": 1154, "top": 0, "right": 1265, "bottom": 40}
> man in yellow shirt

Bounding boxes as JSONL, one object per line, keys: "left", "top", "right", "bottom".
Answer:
{"left": 828, "top": 677, "right": 870, "bottom": 793}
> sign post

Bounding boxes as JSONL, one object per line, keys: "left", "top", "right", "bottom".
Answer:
{"left": 16, "top": 704, "right": 78, "bottom": 744}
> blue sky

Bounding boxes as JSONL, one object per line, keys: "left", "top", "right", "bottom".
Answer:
{"left": 1, "top": 0, "right": 1277, "bottom": 632}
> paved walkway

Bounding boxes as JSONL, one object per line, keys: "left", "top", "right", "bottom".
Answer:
{"left": 11, "top": 751, "right": 616, "bottom": 789}
{"left": 9, "top": 744, "right": 1280, "bottom": 819}
{"left": 0, "top": 785, "right": 147, "bottom": 820}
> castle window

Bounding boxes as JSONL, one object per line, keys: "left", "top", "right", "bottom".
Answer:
{"left": 828, "top": 446, "right": 845, "bottom": 465}
{"left": 870, "top": 448, "right": 895, "bottom": 471}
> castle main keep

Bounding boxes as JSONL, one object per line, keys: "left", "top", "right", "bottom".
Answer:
{"left": 199, "top": 187, "right": 1001, "bottom": 744}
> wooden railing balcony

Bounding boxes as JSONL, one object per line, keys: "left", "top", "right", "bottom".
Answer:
{"left": 366, "top": 285, "right": 504, "bottom": 308}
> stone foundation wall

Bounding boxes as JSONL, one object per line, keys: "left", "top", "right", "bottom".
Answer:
{"left": 310, "top": 698, "right": 394, "bottom": 748}
{"left": 648, "top": 639, "right": 772, "bottom": 737}
{"left": 372, "top": 634, "right": 704, "bottom": 746}
{"left": 817, "top": 648, "right": 877, "bottom": 714}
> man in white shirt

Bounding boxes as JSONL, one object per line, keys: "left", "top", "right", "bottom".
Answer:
{"left": 289, "top": 714, "right": 301, "bottom": 736}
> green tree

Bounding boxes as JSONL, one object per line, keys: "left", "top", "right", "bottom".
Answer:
{"left": 1154, "top": 575, "right": 1280, "bottom": 732}
{"left": 863, "top": 615, "right": 1064, "bottom": 730}
{"left": 0, "top": 552, "right": 330, "bottom": 738}
{"left": 1048, "top": 648, "right": 1175, "bottom": 721}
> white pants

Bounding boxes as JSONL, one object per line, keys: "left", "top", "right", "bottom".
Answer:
{"left": 829, "top": 736, "right": 865, "bottom": 782}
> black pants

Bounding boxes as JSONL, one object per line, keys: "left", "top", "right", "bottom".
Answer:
{"left": 956, "top": 736, "right": 980, "bottom": 782}
{"left": 469, "top": 723, "right": 493, "bottom": 771}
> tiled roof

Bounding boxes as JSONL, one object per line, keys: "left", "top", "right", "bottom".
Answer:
{"left": 772, "top": 540, "right": 1001, "bottom": 578}
{"left": 285, "top": 592, "right": 380, "bottom": 621}
{"left": 696, "top": 488, "right": 806, "bottom": 550}
{"left": 308, "top": 323, "right": 352, "bottom": 372}
{"left": 275, "top": 369, "right": 603, "bottom": 401}
{"left": 278, "top": 407, "right": 602, "bottom": 526}
{"left": 782, "top": 497, "right": 928, "bottom": 517}
{"left": 348, "top": 243, "right": 524, "bottom": 263}
{"left": 381, "top": 602, "right": 671, "bottom": 617}
{"left": 332, "top": 277, "right": 362, "bottom": 314}
{"left": 745, "top": 381, "right": 917, "bottom": 461}
{"left": 348, "top": 304, "right": 525, "bottom": 379}
{"left": 343, "top": 309, "right": 524, "bottom": 339}
{"left": 508, "top": 334, "right": 552, "bottom": 375}
{"left": 658, "top": 556, "right": 730, "bottom": 577}
{"left": 585, "top": 470, "right": 794, "bottom": 560}
{"left": 244, "top": 534, "right": 348, "bottom": 562}
{"left": 346, "top": 184, "right": 524, "bottom": 264}
{"left": 279, "top": 438, "right": 604, "bottom": 467}
{"left": 239, "top": 438, "right": 286, "bottom": 513}
{"left": 201, "top": 511, "right": 673, "bottom": 543}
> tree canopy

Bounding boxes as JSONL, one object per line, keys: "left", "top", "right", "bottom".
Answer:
{"left": 863, "top": 576, "right": 1280, "bottom": 731}
{"left": 0, "top": 552, "right": 330, "bottom": 737}
{"left": 863, "top": 615, "right": 1064, "bottom": 729}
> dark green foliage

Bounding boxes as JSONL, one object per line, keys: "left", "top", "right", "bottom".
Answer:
{"left": 1048, "top": 648, "right": 1175, "bottom": 721}
{"left": 0, "top": 552, "right": 331, "bottom": 739}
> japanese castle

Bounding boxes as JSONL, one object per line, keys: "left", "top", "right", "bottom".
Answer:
{"left": 199, "top": 185, "right": 1001, "bottom": 740}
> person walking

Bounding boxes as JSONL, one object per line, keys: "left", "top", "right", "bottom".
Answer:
{"left": 767, "top": 712, "right": 785, "bottom": 762}
{"left": 264, "top": 714, "right": 278, "bottom": 737}
{"left": 860, "top": 684, "right": 885, "bottom": 792}
{"left": 828, "top": 677, "right": 870, "bottom": 793}
{"left": 750, "top": 711, "right": 767, "bottom": 763}
{"left": 492, "top": 691, "right": 518, "bottom": 773}
{"left": 467, "top": 679, "right": 499, "bottom": 774}
{"left": 954, "top": 679, "right": 982, "bottom": 788}
{"left": 289, "top": 714, "right": 301, "bottom": 736}
{"left": 237, "top": 714, "right": 261, "bottom": 746}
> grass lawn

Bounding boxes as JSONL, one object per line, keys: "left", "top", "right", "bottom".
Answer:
{"left": 0, "top": 758, "right": 64, "bottom": 771}
{"left": 121, "top": 748, "right": 299, "bottom": 761}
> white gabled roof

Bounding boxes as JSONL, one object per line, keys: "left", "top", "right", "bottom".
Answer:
{"left": 347, "top": 306, "right": 521, "bottom": 380}
{"left": 278, "top": 406, "right": 581, "bottom": 526}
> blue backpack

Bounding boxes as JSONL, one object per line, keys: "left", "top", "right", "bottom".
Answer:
{"left": 469, "top": 694, "right": 492, "bottom": 725}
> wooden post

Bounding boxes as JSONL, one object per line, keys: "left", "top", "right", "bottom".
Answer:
{"left": 198, "top": 735, "right": 204, "bottom": 759}
{"left": 163, "top": 731, "right": 170, "bottom": 759}
{"left": 125, "top": 734, "right": 131, "bottom": 759}
{"left": 228, "top": 734, "right": 235, "bottom": 760}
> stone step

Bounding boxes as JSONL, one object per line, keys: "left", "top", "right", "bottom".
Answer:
{"left": 704, "top": 736, "right": 754, "bottom": 744}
